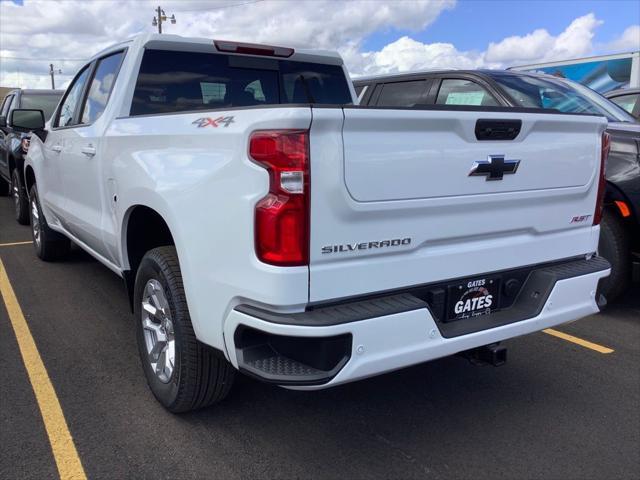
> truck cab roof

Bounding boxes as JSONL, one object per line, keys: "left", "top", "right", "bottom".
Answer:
{"left": 90, "top": 33, "right": 344, "bottom": 66}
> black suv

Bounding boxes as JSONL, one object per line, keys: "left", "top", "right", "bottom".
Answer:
{"left": 0, "top": 88, "right": 63, "bottom": 223}
{"left": 355, "top": 70, "right": 640, "bottom": 303}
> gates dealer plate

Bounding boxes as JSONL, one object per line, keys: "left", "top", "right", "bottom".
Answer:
{"left": 446, "top": 276, "right": 501, "bottom": 321}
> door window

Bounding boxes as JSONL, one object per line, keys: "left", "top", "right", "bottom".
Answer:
{"left": 81, "top": 51, "right": 125, "bottom": 124}
{"left": 55, "top": 65, "right": 91, "bottom": 128}
{"left": 436, "top": 79, "right": 499, "bottom": 106}
{"left": 376, "top": 80, "right": 428, "bottom": 106}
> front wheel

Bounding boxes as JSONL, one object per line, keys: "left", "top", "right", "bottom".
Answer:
{"left": 12, "top": 169, "right": 29, "bottom": 225}
{"left": 29, "top": 184, "right": 70, "bottom": 261}
{"left": 134, "top": 246, "right": 235, "bottom": 413}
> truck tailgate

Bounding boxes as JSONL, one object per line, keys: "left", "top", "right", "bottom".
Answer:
{"left": 308, "top": 107, "right": 607, "bottom": 303}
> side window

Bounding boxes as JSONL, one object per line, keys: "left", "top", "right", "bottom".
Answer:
{"left": 436, "top": 79, "right": 499, "bottom": 106}
{"left": 609, "top": 93, "right": 638, "bottom": 114}
{"left": 1, "top": 95, "right": 14, "bottom": 117}
{"left": 55, "top": 65, "right": 91, "bottom": 128}
{"left": 376, "top": 80, "right": 428, "bottom": 107}
{"left": 81, "top": 51, "right": 125, "bottom": 124}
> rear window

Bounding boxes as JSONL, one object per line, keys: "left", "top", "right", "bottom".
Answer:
{"left": 130, "top": 49, "right": 352, "bottom": 116}
{"left": 436, "top": 79, "right": 499, "bottom": 106}
{"left": 21, "top": 93, "right": 62, "bottom": 120}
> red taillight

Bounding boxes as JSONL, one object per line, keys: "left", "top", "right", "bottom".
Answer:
{"left": 250, "top": 130, "right": 309, "bottom": 266}
{"left": 593, "top": 132, "right": 610, "bottom": 226}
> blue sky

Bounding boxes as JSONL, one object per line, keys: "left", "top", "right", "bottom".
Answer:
{"left": 363, "top": 0, "right": 640, "bottom": 53}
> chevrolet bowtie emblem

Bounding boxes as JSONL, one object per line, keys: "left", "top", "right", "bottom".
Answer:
{"left": 469, "top": 155, "right": 520, "bottom": 181}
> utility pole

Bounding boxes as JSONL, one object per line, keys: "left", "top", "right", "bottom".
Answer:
{"left": 152, "top": 6, "right": 176, "bottom": 34}
{"left": 49, "top": 64, "right": 61, "bottom": 89}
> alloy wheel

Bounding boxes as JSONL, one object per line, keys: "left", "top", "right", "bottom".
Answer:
{"left": 141, "top": 279, "right": 176, "bottom": 383}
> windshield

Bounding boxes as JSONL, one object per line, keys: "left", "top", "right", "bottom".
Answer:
{"left": 20, "top": 93, "right": 63, "bottom": 120}
{"left": 491, "top": 73, "right": 637, "bottom": 122}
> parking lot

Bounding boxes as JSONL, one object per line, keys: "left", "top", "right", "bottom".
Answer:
{"left": 0, "top": 196, "right": 638, "bottom": 480}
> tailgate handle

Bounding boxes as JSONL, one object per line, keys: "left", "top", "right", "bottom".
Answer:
{"left": 475, "top": 119, "right": 521, "bottom": 141}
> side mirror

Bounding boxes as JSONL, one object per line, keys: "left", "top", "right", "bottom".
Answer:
{"left": 0, "top": 115, "right": 6, "bottom": 128}
{"left": 9, "top": 109, "right": 45, "bottom": 133}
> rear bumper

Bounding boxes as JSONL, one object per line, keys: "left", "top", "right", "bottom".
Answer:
{"left": 223, "top": 257, "right": 610, "bottom": 389}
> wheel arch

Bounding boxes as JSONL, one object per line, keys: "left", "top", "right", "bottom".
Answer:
{"left": 121, "top": 204, "right": 176, "bottom": 310}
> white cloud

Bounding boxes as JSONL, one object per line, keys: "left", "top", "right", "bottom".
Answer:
{"left": 0, "top": 0, "right": 454, "bottom": 88}
{"left": 485, "top": 14, "right": 602, "bottom": 65}
{"left": 606, "top": 24, "right": 640, "bottom": 53}
{"left": 0, "top": 1, "right": 636, "bottom": 88}
{"left": 349, "top": 36, "right": 493, "bottom": 77}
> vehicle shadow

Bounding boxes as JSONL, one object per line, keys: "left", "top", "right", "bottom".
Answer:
{"left": 170, "top": 349, "right": 576, "bottom": 478}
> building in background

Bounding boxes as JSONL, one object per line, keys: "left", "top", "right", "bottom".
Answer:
{"left": 509, "top": 51, "right": 640, "bottom": 93}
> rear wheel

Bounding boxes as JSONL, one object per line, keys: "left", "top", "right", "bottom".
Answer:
{"left": 29, "top": 184, "right": 70, "bottom": 261}
{"left": 12, "top": 169, "right": 29, "bottom": 225}
{"left": 597, "top": 210, "right": 630, "bottom": 304}
{"left": 134, "top": 246, "right": 235, "bottom": 413}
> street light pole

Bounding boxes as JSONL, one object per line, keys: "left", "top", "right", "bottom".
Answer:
{"left": 152, "top": 6, "right": 176, "bottom": 34}
{"left": 49, "top": 64, "right": 61, "bottom": 89}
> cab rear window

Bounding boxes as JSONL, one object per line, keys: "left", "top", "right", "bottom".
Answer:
{"left": 130, "top": 49, "right": 352, "bottom": 116}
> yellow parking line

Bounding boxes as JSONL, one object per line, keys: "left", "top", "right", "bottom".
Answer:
{"left": 0, "top": 241, "right": 33, "bottom": 247}
{"left": 543, "top": 328, "right": 614, "bottom": 354}
{"left": 0, "top": 258, "right": 87, "bottom": 480}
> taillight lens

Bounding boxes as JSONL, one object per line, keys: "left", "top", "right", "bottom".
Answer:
{"left": 250, "top": 130, "right": 309, "bottom": 266}
{"left": 593, "top": 132, "right": 610, "bottom": 226}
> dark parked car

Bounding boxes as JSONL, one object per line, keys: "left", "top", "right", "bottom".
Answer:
{"left": 605, "top": 88, "right": 640, "bottom": 120}
{"left": 0, "top": 88, "right": 63, "bottom": 223}
{"left": 355, "top": 70, "right": 640, "bottom": 303}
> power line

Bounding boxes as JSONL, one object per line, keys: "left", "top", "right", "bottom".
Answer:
{"left": 173, "top": 0, "right": 264, "bottom": 12}
{"left": 0, "top": 56, "right": 85, "bottom": 62}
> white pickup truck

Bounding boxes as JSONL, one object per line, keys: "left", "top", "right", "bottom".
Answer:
{"left": 12, "top": 34, "right": 610, "bottom": 412}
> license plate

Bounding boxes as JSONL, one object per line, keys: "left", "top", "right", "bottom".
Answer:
{"left": 446, "top": 276, "right": 501, "bottom": 321}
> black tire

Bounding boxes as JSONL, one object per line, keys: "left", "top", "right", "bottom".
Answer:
{"left": 134, "top": 246, "right": 235, "bottom": 413}
{"left": 29, "top": 184, "right": 71, "bottom": 261}
{"left": 12, "top": 169, "right": 30, "bottom": 225}
{"left": 597, "top": 210, "right": 630, "bottom": 304}
{"left": 0, "top": 175, "right": 9, "bottom": 196}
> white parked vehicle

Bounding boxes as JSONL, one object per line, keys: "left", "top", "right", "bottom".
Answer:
{"left": 12, "top": 34, "right": 610, "bottom": 412}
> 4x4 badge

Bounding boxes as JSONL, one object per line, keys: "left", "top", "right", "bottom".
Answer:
{"left": 469, "top": 155, "right": 520, "bottom": 181}
{"left": 192, "top": 116, "right": 235, "bottom": 128}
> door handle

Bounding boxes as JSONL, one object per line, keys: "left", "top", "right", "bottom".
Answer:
{"left": 81, "top": 144, "right": 96, "bottom": 157}
{"left": 51, "top": 144, "right": 63, "bottom": 153}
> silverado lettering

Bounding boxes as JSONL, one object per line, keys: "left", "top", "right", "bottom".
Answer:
{"left": 321, "top": 238, "right": 411, "bottom": 254}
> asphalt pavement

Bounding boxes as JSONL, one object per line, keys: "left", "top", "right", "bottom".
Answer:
{"left": 0, "top": 196, "right": 639, "bottom": 480}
